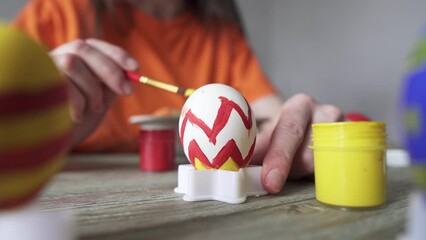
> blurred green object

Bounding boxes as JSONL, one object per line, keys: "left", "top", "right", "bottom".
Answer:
{"left": 412, "top": 166, "right": 426, "bottom": 187}
{"left": 407, "top": 26, "right": 426, "bottom": 71}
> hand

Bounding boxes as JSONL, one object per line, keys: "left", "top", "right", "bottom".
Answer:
{"left": 50, "top": 39, "right": 139, "bottom": 146}
{"left": 251, "top": 94, "right": 343, "bottom": 193}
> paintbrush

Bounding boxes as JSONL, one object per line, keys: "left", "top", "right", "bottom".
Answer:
{"left": 125, "top": 71, "right": 195, "bottom": 97}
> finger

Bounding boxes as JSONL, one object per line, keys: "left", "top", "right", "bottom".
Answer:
{"left": 53, "top": 53, "right": 104, "bottom": 114}
{"left": 290, "top": 104, "right": 343, "bottom": 179}
{"left": 251, "top": 121, "right": 274, "bottom": 165}
{"left": 261, "top": 94, "right": 313, "bottom": 193}
{"left": 85, "top": 38, "right": 139, "bottom": 71}
{"left": 101, "top": 84, "right": 117, "bottom": 109}
{"left": 288, "top": 127, "right": 313, "bottom": 179}
{"left": 313, "top": 104, "right": 344, "bottom": 123}
{"left": 53, "top": 40, "right": 132, "bottom": 96}
{"left": 67, "top": 81, "right": 86, "bottom": 123}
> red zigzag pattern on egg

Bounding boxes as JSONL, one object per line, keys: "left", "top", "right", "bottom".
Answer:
{"left": 180, "top": 96, "right": 256, "bottom": 168}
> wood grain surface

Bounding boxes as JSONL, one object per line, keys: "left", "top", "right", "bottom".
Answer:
{"left": 38, "top": 154, "right": 414, "bottom": 240}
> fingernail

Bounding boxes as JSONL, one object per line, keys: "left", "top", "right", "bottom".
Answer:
{"left": 266, "top": 169, "right": 284, "bottom": 193}
{"left": 125, "top": 58, "right": 138, "bottom": 70}
{"left": 122, "top": 82, "right": 133, "bottom": 95}
{"left": 71, "top": 111, "right": 83, "bottom": 123}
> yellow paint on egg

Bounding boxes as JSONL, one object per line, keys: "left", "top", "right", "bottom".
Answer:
{"left": 194, "top": 157, "right": 240, "bottom": 171}
{"left": 218, "top": 158, "right": 239, "bottom": 171}
{"left": 194, "top": 158, "right": 210, "bottom": 170}
{"left": 0, "top": 24, "right": 61, "bottom": 92}
{"left": 0, "top": 104, "right": 70, "bottom": 151}
{"left": 0, "top": 155, "right": 65, "bottom": 201}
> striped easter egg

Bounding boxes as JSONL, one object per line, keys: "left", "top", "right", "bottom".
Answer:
{"left": 179, "top": 84, "right": 257, "bottom": 171}
{"left": 0, "top": 24, "right": 71, "bottom": 210}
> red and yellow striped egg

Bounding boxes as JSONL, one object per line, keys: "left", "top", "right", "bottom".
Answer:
{"left": 179, "top": 84, "right": 257, "bottom": 171}
{"left": 0, "top": 24, "right": 71, "bottom": 210}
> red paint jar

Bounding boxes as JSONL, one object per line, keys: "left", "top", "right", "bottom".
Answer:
{"left": 139, "top": 129, "right": 176, "bottom": 171}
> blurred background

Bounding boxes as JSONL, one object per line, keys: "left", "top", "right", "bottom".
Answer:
{"left": 2, "top": 0, "right": 426, "bottom": 146}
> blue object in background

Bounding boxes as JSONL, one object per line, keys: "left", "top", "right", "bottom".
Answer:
{"left": 401, "top": 25, "right": 426, "bottom": 165}
{"left": 401, "top": 65, "right": 426, "bottom": 164}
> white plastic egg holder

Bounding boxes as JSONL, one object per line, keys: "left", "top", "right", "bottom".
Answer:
{"left": 174, "top": 164, "right": 267, "bottom": 204}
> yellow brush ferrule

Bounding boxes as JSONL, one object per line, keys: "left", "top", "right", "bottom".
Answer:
{"left": 140, "top": 77, "right": 179, "bottom": 93}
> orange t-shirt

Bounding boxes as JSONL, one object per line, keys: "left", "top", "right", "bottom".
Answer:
{"left": 14, "top": 0, "right": 276, "bottom": 152}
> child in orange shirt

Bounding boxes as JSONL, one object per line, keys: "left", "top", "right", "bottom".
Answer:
{"left": 14, "top": 0, "right": 343, "bottom": 193}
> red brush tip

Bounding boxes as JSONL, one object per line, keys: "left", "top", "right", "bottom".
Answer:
{"left": 124, "top": 71, "right": 140, "bottom": 82}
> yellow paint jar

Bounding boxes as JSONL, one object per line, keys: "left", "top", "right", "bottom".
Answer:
{"left": 311, "top": 122, "right": 387, "bottom": 208}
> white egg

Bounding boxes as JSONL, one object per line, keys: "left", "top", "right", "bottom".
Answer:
{"left": 178, "top": 84, "right": 257, "bottom": 171}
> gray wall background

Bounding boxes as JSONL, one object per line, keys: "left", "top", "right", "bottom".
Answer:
{"left": 238, "top": 0, "right": 426, "bottom": 146}
{"left": 2, "top": 0, "right": 426, "bottom": 145}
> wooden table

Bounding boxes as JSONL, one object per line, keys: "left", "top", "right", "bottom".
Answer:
{"left": 39, "top": 154, "right": 414, "bottom": 240}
